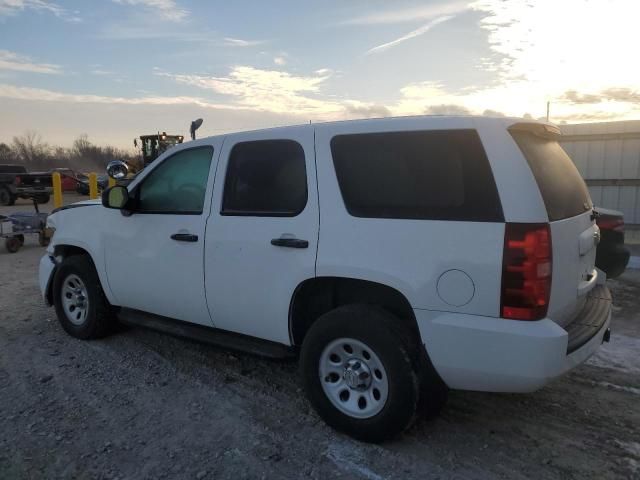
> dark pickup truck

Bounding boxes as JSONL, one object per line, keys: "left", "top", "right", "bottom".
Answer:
{"left": 0, "top": 164, "right": 53, "bottom": 206}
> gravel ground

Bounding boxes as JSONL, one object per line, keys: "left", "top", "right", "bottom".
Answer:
{"left": 1, "top": 196, "right": 639, "bottom": 480}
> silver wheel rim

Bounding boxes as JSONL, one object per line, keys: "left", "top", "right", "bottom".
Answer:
{"left": 60, "top": 274, "right": 89, "bottom": 326}
{"left": 319, "top": 338, "right": 389, "bottom": 419}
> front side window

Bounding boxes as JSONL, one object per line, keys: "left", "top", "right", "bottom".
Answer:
{"left": 330, "top": 129, "right": 504, "bottom": 222}
{"left": 137, "top": 146, "right": 213, "bottom": 214}
{"left": 221, "top": 139, "right": 307, "bottom": 216}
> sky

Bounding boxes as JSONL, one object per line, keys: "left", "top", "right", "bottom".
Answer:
{"left": 0, "top": 0, "right": 638, "bottom": 150}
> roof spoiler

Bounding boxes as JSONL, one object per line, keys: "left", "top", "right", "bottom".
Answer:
{"left": 508, "top": 122, "right": 561, "bottom": 139}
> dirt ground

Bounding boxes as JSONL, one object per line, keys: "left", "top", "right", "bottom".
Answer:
{"left": 1, "top": 195, "right": 639, "bottom": 480}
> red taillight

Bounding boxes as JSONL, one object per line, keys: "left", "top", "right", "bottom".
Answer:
{"left": 14, "top": 176, "right": 21, "bottom": 186}
{"left": 598, "top": 217, "right": 624, "bottom": 233}
{"left": 501, "top": 223, "right": 552, "bottom": 320}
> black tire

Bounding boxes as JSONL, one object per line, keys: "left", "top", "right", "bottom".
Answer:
{"left": 35, "top": 194, "right": 50, "bottom": 204}
{"left": 5, "top": 236, "right": 21, "bottom": 253}
{"left": 0, "top": 186, "right": 14, "bottom": 206}
{"left": 52, "top": 255, "right": 115, "bottom": 339}
{"left": 16, "top": 234, "right": 25, "bottom": 245}
{"left": 300, "top": 305, "right": 423, "bottom": 442}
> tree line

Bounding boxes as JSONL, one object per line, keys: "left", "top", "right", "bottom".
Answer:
{"left": 0, "top": 131, "right": 140, "bottom": 172}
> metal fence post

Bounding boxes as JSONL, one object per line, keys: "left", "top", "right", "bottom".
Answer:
{"left": 52, "top": 172, "right": 63, "bottom": 209}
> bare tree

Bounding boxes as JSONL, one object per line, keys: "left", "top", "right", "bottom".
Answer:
{"left": 12, "top": 131, "right": 49, "bottom": 167}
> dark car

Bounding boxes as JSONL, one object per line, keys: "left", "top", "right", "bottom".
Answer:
{"left": 595, "top": 207, "right": 630, "bottom": 279}
{"left": 75, "top": 173, "right": 109, "bottom": 195}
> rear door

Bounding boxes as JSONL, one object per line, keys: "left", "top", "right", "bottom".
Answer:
{"left": 510, "top": 125, "right": 598, "bottom": 326}
{"left": 204, "top": 126, "right": 318, "bottom": 345}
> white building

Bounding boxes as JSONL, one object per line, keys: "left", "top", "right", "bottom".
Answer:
{"left": 560, "top": 120, "right": 640, "bottom": 225}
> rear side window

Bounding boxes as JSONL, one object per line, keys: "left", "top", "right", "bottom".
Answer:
{"left": 511, "top": 131, "right": 592, "bottom": 221}
{"left": 222, "top": 139, "right": 307, "bottom": 216}
{"left": 330, "top": 130, "right": 503, "bottom": 221}
{"left": 0, "top": 165, "right": 27, "bottom": 174}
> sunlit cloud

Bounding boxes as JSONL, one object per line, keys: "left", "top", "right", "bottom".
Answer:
{"left": 366, "top": 15, "right": 454, "bottom": 55}
{"left": 112, "top": 0, "right": 188, "bottom": 22}
{"left": 340, "top": 1, "right": 469, "bottom": 25}
{"left": 0, "top": 0, "right": 80, "bottom": 22}
{"left": 0, "top": 50, "right": 62, "bottom": 74}
{"left": 465, "top": 0, "right": 640, "bottom": 121}
{"left": 157, "top": 66, "right": 344, "bottom": 116}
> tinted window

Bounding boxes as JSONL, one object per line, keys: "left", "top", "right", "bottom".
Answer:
{"left": 330, "top": 130, "right": 503, "bottom": 221}
{"left": 511, "top": 131, "right": 592, "bottom": 221}
{"left": 222, "top": 140, "right": 307, "bottom": 216}
{"left": 137, "top": 146, "right": 213, "bottom": 214}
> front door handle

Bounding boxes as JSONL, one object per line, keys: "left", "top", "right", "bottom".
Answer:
{"left": 271, "top": 237, "right": 309, "bottom": 249}
{"left": 171, "top": 233, "right": 198, "bottom": 242}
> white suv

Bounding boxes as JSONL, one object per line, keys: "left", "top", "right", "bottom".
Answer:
{"left": 39, "top": 116, "right": 611, "bottom": 442}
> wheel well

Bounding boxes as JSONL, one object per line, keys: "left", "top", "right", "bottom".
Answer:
{"left": 47, "top": 245, "right": 93, "bottom": 304}
{"left": 53, "top": 244, "right": 90, "bottom": 259}
{"left": 289, "top": 277, "right": 419, "bottom": 346}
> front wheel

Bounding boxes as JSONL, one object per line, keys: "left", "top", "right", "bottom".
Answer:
{"left": 52, "top": 255, "right": 115, "bottom": 339}
{"left": 300, "top": 305, "right": 421, "bottom": 443}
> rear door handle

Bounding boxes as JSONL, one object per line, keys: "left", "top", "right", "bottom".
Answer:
{"left": 171, "top": 233, "right": 198, "bottom": 242}
{"left": 271, "top": 238, "right": 309, "bottom": 249}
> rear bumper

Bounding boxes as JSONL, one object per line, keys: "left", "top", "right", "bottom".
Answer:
{"left": 415, "top": 288, "right": 611, "bottom": 393}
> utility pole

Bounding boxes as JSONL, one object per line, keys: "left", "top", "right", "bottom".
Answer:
{"left": 546, "top": 101, "right": 550, "bottom": 121}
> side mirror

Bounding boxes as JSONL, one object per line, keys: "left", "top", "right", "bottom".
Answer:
{"left": 106, "top": 160, "right": 129, "bottom": 180}
{"left": 102, "top": 186, "right": 130, "bottom": 210}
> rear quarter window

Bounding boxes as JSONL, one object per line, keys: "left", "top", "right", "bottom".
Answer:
{"left": 330, "top": 129, "right": 504, "bottom": 222}
{"left": 510, "top": 131, "right": 592, "bottom": 221}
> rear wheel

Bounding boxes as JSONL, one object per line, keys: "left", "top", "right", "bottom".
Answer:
{"left": 300, "top": 305, "right": 422, "bottom": 442}
{"left": 38, "top": 232, "right": 49, "bottom": 247}
{"left": 5, "top": 236, "right": 21, "bottom": 253}
{"left": 0, "top": 186, "right": 15, "bottom": 206}
{"left": 53, "top": 255, "right": 115, "bottom": 339}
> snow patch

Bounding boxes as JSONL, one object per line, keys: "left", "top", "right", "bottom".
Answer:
{"left": 586, "top": 333, "right": 640, "bottom": 374}
{"left": 627, "top": 256, "right": 640, "bottom": 270}
{"left": 326, "top": 441, "right": 385, "bottom": 480}
{"left": 596, "top": 381, "right": 640, "bottom": 396}
{"left": 616, "top": 440, "right": 640, "bottom": 475}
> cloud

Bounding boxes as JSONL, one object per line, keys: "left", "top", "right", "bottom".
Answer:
{"left": 0, "top": 83, "right": 241, "bottom": 110}
{"left": 0, "top": 0, "right": 80, "bottom": 22}
{"left": 273, "top": 56, "right": 286, "bottom": 66}
{"left": 0, "top": 50, "right": 62, "bottom": 74}
{"left": 343, "top": 102, "right": 391, "bottom": 118}
{"left": 424, "top": 104, "right": 471, "bottom": 115}
{"left": 112, "top": 0, "right": 188, "bottom": 21}
{"left": 366, "top": 16, "right": 454, "bottom": 55}
{"left": 223, "top": 37, "right": 265, "bottom": 47}
{"left": 562, "top": 88, "right": 640, "bottom": 105}
{"left": 157, "top": 66, "right": 343, "bottom": 116}
{"left": 340, "top": 1, "right": 469, "bottom": 25}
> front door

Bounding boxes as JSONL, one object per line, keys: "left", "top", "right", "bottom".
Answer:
{"left": 204, "top": 127, "right": 318, "bottom": 344}
{"left": 104, "top": 143, "right": 220, "bottom": 326}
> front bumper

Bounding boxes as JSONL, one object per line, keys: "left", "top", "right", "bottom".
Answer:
{"left": 39, "top": 254, "right": 56, "bottom": 305}
{"left": 415, "top": 288, "right": 611, "bottom": 393}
